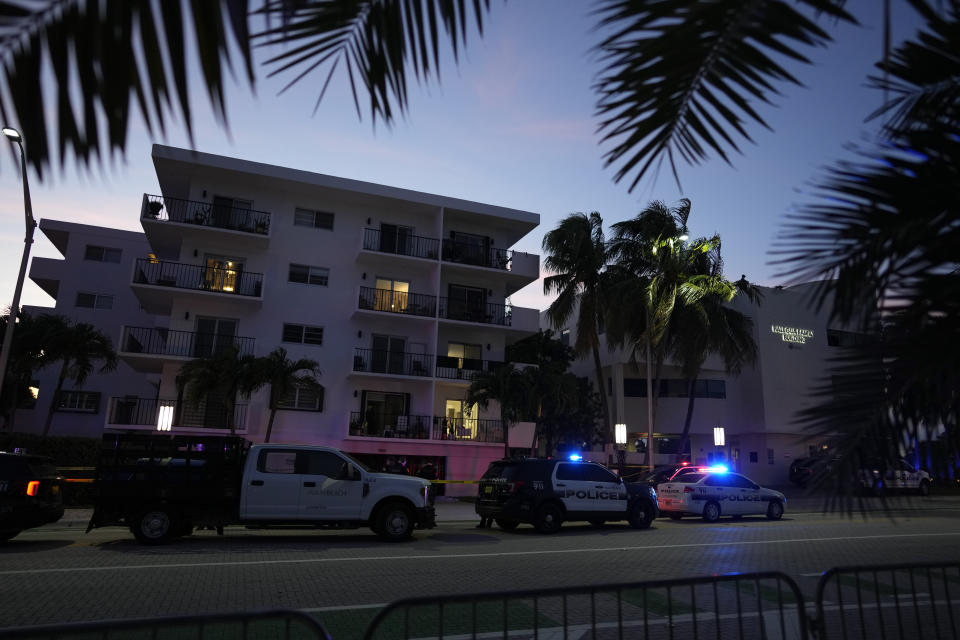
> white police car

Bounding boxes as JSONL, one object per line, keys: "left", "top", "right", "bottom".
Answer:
{"left": 656, "top": 467, "right": 786, "bottom": 522}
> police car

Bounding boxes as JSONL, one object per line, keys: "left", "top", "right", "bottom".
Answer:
{"left": 476, "top": 456, "right": 659, "bottom": 534}
{"left": 656, "top": 467, "right": 786, "bottom": 522}
{"left": 858, "top": 458, "right": 932, "bottom": 496}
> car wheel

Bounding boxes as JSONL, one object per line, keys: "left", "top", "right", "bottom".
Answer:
{"left": 628, "top": 501, "right": 654, "bottom": 530}
{"left": 589, "top": 520, "right": 606, "bottom": 528}
{"left": 766, "top": 500, "right": 784, "bottom": 520}
{"left": 533, "top": 502, "right": 564, "bottom": 534}
{"left": 0, "top": 529, "right": 20, "bottom": 542}
{"left": 376, "top": 502, "right": 415, "bottom": 542}
{"left": 668, "top": 513, "right": 683, "bottom": 521}
{"left": 131, "top": 507, "right": 178, "bottom": 545}
{"left": 702, "top": 501, "right": 721, "bottom": 522}
{"left": 495, "top": 518, "right": 520, "bottom": 530}
{"left": 919, "top": 480, "right": 931, "bottom": 497}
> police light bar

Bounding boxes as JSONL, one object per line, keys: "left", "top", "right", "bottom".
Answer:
{"left": 568, "top": 453, "right": 583, "bottom": 462}
{"left": 706, "top": 464, "right": 728, "bottom": 473}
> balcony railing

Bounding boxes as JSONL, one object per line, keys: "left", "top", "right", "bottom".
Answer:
{"left": 142, "top": 194, "right": 271, "bottom": 235}
{"left": 435, "top": 356, "right": 505, "bottom": 380}
{"left": 120, "top": 326, "right": 255, "bottom": 359}
{"left": 352, "top": 348, "right": 434, "bottom": 377}
{"left": 358, "top": 287, "right": 436, "bottom": 318}
{"left": 442, "top": 240, "right": 513, "bottom": 270}
{"left": 434, "top": 417, "right": 505, "bottom": 443}
{"left": 107, "top": 397, "right": 247, "bottom": 431}
{"left": 133, "top": 258, "right": 263, "bottom": 297}
{"left": 348, "top": 412, "right": 433, "bottom": 439}
{"left": 363, "top": 228, "right": 440, "bottom": 260}
{"left": 438, "top": 298, "right": 512, "bottom": 325}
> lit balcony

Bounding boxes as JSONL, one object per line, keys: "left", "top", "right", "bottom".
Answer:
{"left": 357, "top": 286, "right": 436, "bottom": 319}
{"left": 351, "top": 348, "right": 434, "bottom": 379}
{"left": 140, "top": 194, "right": 271, "bottom": 252}
{"left": 131, "top": 258, "right": 263, "bottom": 314}
{"left": 106, "top": 397, "right": 248, "bottom": 433}
{"left": 117, "top": 326, "right": 256, "bottom": 373}
{"left": 346, "top": 412, "right": 503, "bottom": 443}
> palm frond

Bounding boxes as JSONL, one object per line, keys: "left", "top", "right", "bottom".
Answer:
{"left": 593, "top": 0, "right": 855, "bottom": 191}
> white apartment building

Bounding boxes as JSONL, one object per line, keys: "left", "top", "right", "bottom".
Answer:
{"left": 25, "top": 145, "right": 541, "bottom": 494}
{"left": 551, "top": 283, "right": 851, "bottom": 485}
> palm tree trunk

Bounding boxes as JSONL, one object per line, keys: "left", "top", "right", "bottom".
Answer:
{"left": 644, "top": 332, "right": 654, "bottom": 467}
{"left": 676, "top": 378, "right": 697, "bottom": 463}
{"left": 591, "top": 337, "right": 611, "bottom": 448}
{"left": 502, "top": 413, "right": 510, "bottom": 459}
{"left": 264, "top": 407, "right": 277, "bottom": 443}
{"left": 42, "top": 364, "right": 68, "bottom": 437}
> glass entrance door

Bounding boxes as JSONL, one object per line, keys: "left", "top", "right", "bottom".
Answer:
{"left": 194, "top": 317, "right": 237, "bottom": 357}
{"left": 444, "top": 399, "right": 478, "bottom": 440}
{"left": 371, "top": 335, "right": 406, "bottom": 374}
{"left": 204, "top": 255, "right": 244, "bottom": 293}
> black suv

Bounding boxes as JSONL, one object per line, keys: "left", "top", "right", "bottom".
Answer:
{"left": 0, "top": 451, "right": 64, "bottom": 541}
{"left": 476, "top": 458, "right": 659, "bottom": 533}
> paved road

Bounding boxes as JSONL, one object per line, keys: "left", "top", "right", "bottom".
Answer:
{"left": 2, "top": 497, "right": 958, "bottom": 636}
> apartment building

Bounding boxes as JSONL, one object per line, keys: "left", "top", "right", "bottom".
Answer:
{"left": 550, "top": 283, "right": 850, "bottom": 485}
{"left": 25, "top": 145, "right": 540, "bottom": 494}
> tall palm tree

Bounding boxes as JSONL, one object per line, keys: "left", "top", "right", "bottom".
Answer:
{"left": 507, "top": 330, "right": 575, "bottom": 454}
{"left": 542, "top": 212, "right": 612, "bottom": 446}
{"left": 38, "top": 315, "right": 118, "bottom": 436}
{"left": 176, "top": 345, "right": 253, "bottom": 435}
{"left": 243, "top": 348, "right": 321, "bottom": 443}
{"left": 465, "top": 363, "right": 529, "bottom": 459}
{"left": 0, "top": 311, "right": 48, "bottom": 430}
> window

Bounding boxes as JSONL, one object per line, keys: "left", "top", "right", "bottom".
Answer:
{"left": 624, "top": 378, "right": 647, "bottom": 397}
{"left": 55, "top": 390, "right": 100, "bottom": 413}
{"left": 75, "top": 292, "right": 113, "bottom": 309}
{"left": 749, "top": 451, "right": 759, "bottom": 463}
{"left": 277, "top": 384, "right": 323, "bottom": 411}
{"left": 583, "top": 464, "right": 619, "bottom": 483}
{"left": 294, "top": 207, "right": 335, "bottom": 230}
{"left": 19, "top": 381, "right": 39, "bottom": 409}
{"left": 289, "top": 264, "right": 329, "bottom": 286}
{"left": 84, "top": 245, "right": 122, "bottom": 263}
{"left": 258, "top": 450, "right": 297, "bottom": 474}
{"left": 768, "top": 449, "right": 775, "bottom": 465}
{"left": 706, "top": 380, "right": 726, "bottom": 399}
{"left": 560, "top": 329, "right": 570, "bottom": 346}
{"left": 555, "top": 463, "right": 583, "bottom": 481}
{"left": 282, "top": 323, "right": 323, "bottom": 346}
{"left": 302, "top": 451, "right": 344, "bottom": 477}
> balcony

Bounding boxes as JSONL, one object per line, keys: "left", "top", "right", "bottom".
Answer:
{"left": 347, "top": 412, "right": 504, "bottom": 443}
{"left": 439, "top": 299, "right": 512, "bottom": 326}
{"left": 131, "top": 258, "right": 264, "bottom": 314}
{"left": 118, "top": 326, "right": 256, "bottom": 373}
{"left": 434, "top": 356, "right": 505, "bottom": 382}
{"left": 106, "top": 397, "right": 248, "bottom": 433}
{"left": 360, "top": 228, "right": 440, "bottom": 262}
{"left": 351, "top": 348, "right": 434, "bottom": 378}
{"left": 440, "top": 240, "right": 539, "bottom": 294}
{"left": 140, "top": 194, "right": 271, "bottom": 252}
{"left": 357, "top": 287, "right": 436, "bottom": 318}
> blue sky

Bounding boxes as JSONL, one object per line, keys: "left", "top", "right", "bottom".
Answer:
{"left": 0, "top": 0, "right": 925, "bottom": 312}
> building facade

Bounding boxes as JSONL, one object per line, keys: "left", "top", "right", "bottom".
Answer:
{"left": 24, "top": 145, "right": 541, "bottom": 494}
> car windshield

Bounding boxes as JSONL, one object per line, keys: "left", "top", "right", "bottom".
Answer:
{"left": 339, "top": 451, "right": 372, "bottom": 473}
{"left": 675, "top": 473, "right": 707, "bottom": 483}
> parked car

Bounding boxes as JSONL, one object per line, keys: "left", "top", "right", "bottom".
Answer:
{"left": 857, "top": 458, "right": 931, "bottom": 496}
{"left": 656, "top": 469, "right": 786, "bottom": 522}
{"left": 789, "top": 457, "right": 818, "bottom": 486}
{"left": 0, "top": 451, "right": 65, "bottom": 542}
{"left": 476, "top": 457, "right": 659, "bottom": 533}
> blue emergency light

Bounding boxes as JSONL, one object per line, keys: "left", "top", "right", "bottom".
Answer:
{"left": 568, "top": 453, "right": 583, "bottom": 462}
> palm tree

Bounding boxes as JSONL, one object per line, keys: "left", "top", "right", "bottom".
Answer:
{"left": 243, "top": 348, "right": 321, "bottom": 443}
{"left": 37, "top": 315, "right": 118, "bottom": 436}
{"left": 507, "top": 330, "right": 575, "bottom": 454}
{"left": 542, "top": 212, "right": 613, "bottom": 446}
{"left": 0, "top": 311, "right": 47, "bottom": 430}
{"left": 465, "top": 363, "right": 529, "bottom": 459}
{"left": 175, "top": 344, "right": 253, "bottom": 435}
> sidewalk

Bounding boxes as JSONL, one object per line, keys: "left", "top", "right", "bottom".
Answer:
{"left": 55, "top": 489, "right": 959, "bottom": 528}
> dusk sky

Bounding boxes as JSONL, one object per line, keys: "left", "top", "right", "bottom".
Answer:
{"left": 0, "top": 0, "right": 924, "bottom": 313}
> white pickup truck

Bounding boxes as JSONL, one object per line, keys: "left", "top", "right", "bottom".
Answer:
{"left": 89, "top": 434, "right": 436, "bottom": 544}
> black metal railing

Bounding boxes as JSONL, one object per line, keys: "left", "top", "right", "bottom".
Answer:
{"left": 107, "top": 397, "right": 247, "bottom": 431}
{"left": 133, "top": 258, "right": 264, "bottom": 298}
{"left": 434, "top": 356, "right": 504, "bottom": 380}
{"left": 348, "top": 411, "right": 433, "bottom": 439}
{"left": 352, "top": 348, "right": 434, "bottom": 377}
{"left": 363, "top": 228, "right": 440, "bottom": 260}
{"left": 120, "top": 326, "right": 255, "bottom": 359}
{"left": 433, "top": 417, "right": 504, "bottom": 443}
{"left": 142, "top": 193, "right": 271, "bottom": 235}
{"left": 358, "top": 287, "right": 436, "bottom": 317}
{"left": 438, "top": 298, "right": 512, "bottom": 325}
{"left": 441, "top": 239, "right": 512, "bottom": 270}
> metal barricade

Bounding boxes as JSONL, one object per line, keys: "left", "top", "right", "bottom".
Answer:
{"left": 361, "top": 571, "right": 807, "bottom": 640}
{"left": 814, "top": 561, "right": 960, "bottom": 639}
{"left": 0, "top": 609, "right": 330, "bottom": 639}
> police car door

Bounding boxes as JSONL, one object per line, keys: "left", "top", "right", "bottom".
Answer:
{"left": 582, "top": 463, "right": 628, "bottom": 514}
{"left": 299, "top": 450, "right": 362, "bottom": 519}
{"left": 554, "top": 462, "right": 593, "bottom": 513}
{"left": 729, "top": 473, "right": 762, "bottom": 515}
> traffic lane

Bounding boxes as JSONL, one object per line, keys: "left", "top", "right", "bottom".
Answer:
{"left": 2, "top": 511, "right": 959, "bottom": 629}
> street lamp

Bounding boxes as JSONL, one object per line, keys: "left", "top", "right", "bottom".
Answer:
{"left": 0, "top": 127, "right": 37, "bottom": 412}
{"left": 615, "top": 422, "right": 627, "bottom": 477}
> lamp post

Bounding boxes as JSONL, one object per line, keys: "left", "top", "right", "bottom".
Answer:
{"left": 0, "top": 127, "right": 37, "bottom": 411}
{"left": 615, "top": 422, "right": 627, "bottom": 477}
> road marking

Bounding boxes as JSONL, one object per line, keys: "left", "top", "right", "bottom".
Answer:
{"left": 1, "top": 531, "right": 958, "bottom": 577}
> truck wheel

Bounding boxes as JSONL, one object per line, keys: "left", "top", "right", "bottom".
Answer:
{"left": 628, "top": 501, "right": 654, "bottom": 529}
{"left": 131, "top": 507, "right": 178, "bottom": 545}
{"left": 376, "top": 502, "right": 414, "bottom": 542}
{"left": 533, "top": 502, "right": 563, "bottom": 534}
{"left": 766, "top": 500, "right": 784, "bottom": 520}
{"left": 0, "top": 529, "right": 20, "bottom": 542}
{"left": 495, "top": 518, "right": 519, "bottom": 530}
{"left": 702, "top": 501, "right": 721, "bottom": 522}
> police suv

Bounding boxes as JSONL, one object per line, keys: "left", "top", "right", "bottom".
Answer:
{"left": 476, "top": 456, "right": 659, "bottom": 533}
{"left": 656, "top": 468, "right": 786, "bottom": 522}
